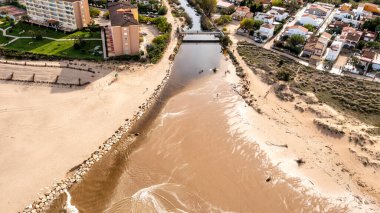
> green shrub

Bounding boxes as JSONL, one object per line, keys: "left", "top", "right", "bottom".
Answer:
{"left": 89, "top": 7, "right": 101, "bottom": 18}
{"left": 215, "top": 15, "right": 232, "bottom": 26}
{"left": 276, "top": 70, "right": 291, "bottom": 81}
{"left": 158, "top": 6, "right": 168, "bottom": 15}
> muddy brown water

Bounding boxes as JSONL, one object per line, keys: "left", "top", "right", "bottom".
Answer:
{"left": 46, "top": 3, "right": 344, "bottom": 211}
{"left": 46, "top": 42, "right": 345, "bottom": 213}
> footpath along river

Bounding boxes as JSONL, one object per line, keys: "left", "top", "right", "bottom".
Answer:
{"left": 47, "top": 2, "right": 345, "bottom": 213}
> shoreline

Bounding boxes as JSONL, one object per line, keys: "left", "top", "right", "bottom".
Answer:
{"left": 22, "top": 63, "right": 174, "bottom": 213}
{"left": 227, "top": 43, "right": 380, "bottom": 212}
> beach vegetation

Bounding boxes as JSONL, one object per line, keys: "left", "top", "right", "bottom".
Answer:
{"left": 237, "top": 42, "right": 380, "bottom": 126}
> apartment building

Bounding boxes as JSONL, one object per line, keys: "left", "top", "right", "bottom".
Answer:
{"left": 25, "top": 0, "right": 91, "bottom": 31}
{"left": 103, "top": 2, "right": 140, "bottom": 58}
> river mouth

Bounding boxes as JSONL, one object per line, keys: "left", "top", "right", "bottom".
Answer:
{"left": 44, "top": 1, "right": 347, "bottom": 211}
{"left": 46, "top": 41, "right": 344, "bottom": 212}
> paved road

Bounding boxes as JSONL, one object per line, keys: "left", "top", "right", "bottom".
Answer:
{"left": 317, "top": 8, "right": 336, "bottom": 35}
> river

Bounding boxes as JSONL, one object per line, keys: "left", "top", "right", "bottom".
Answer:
{"left": 47, "top": 2, "right": 344, "bottom": 213}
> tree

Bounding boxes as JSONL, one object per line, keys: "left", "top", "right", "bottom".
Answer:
{"left": 220, "top": 6, "right": 235, "bottom": 15}
{"left": 158, "top": 5, "right": 168, "bottom": 15}
{"left": 356, "top": 40, "right": 366, "bottom": 50}
{"left": 8, "top": 18, "right": 15, "bottom": 27}
{"left": 363, "top": 17, "right": 380, "bottom": 32}
{"left": 250, "top": 3, "right": 263, "bottom": 13}
{"left": 286, "top": 0, "right": 300, "bottom": 14}
{"left": 35, "top": 34, "right": 43, "bottom": 41}
{"left": 271, "top": 0, "right": 283, "bottom": 6}
{"left": 304, "top": 24, "right": 314, "bottom": 32}
{"left": 367, "top": 41, "right": 380, "bottom": 49}
{"left": 200, "top": 0, "right": 217, "bottom": 17}
{"left": 276, "top": 70, "right": 291, "bottom": 81}
{"left": 351, "top": 56, "right": 361, "bottom": 67}
{"left": 90, "top": 7, "right": 101, "bottom": 18}
{"left": 240, "top": 18, "right": 254, "bottom": 31}
{"left": 103, "top": 11, "right": 110, "bottom": 19}
{"left": 220, "top": 34, "right": 232, "bottom": 47}
{"left": 215, "top": 15, "right": 232, "bottom": 26}
{"left": 20, "top": 15, "right": 31, "bottom": 23}
{"left": 252, "top": 19, "right": 263, "bottom": 30}
{"left": 153, "top": 17, "right": 171, "bottom": 33}
{"left": 74, "top": 35, "right": 86, "bottom": 49}
{"left": 287, "top": 34, "right": 305, "bottom": 47}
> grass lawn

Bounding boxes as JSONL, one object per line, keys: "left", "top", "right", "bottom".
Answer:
{"left": 6, "top": 38, "right": 103, "bottom": 60}
{"left": 7, "top": 22, "right": 101, "bottom": 39}
{"left": 0, "top": 34, "right": 11, "bottom": 44}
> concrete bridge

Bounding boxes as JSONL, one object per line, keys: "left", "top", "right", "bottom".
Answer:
{"left": 180, "top": 30, "right": 223, "bottom": 35}
{"left": 180, "top": 29, "right": 224, "bottom": 42}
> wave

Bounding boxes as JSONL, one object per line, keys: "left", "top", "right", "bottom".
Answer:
{"left": 104, "top": 183, "right": 228, "bottom": 213}
{"left": 64, "top": 189, "right": 79, "bottom": 213}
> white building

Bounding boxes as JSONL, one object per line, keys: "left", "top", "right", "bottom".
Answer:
{"left": 284, "top": 25, "right": 308, "bottom": 37}
{"left": 325, "top": 40, "right": 343, "bottom": 61}
{"left": 299, "top": 14, "right": 322, "bottom": 27}
{"left": 267, "top": 9, "right": 289, "bottom": 22}
{"left": 305, "top": 3, "right": 330, "bottom": 17}
{"left": 334, "top": 10, "right": 360, "bottom": 27}
{"left": 254, "top": 12, "right": 274, "bottom": 24}
{"left": 217, "top": 0, "right": 233, "bottom": 9}
{"left": 25, "top": 0, "right": 91, "bottom": 31}
{"left": 259, "top": 23, "right": 275, "bottom": 39}
{"left": 372, "top": 55, "right": 380, "bottom": 71}
{"left": 271, "top": 6, "right": 286, "bottom": 12}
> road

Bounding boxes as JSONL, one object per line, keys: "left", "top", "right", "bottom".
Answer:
{"left": 264, "top": 6, "right": 307, "bottom": 49}
{"left": 317, "top": 8, "right": 336, "bottom": 35}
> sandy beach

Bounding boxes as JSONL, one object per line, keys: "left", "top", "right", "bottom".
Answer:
{"left": 228, "top": 42, "right": 380, "bottom": 211}
{"left": 0, "top": 63, "right": 165, "bottom": 211}
{"left": 0, "top": 27, "right": 178, "bottom": 213}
